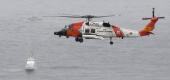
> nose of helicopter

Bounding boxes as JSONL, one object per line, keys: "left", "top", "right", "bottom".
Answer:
{"left": 54, "top": 31, "right": 59, "bottom": 35}
{"left": 54, "top": 29, "right": 67, "bottom": 37}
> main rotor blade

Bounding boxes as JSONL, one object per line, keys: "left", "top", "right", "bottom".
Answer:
{"left": 43, "top": 14, "right": 119, "bottom": 18}
{"left": 43, "top": 15, "right": 82, "bottom": 18}
{"left": 93, "top": 14, "right": 118, "bottom": 18}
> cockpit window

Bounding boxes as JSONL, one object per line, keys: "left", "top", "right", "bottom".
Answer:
{"left": 85, "top": 29, "right": 90, "bottom": 33}
{"left": 85, "top": 22, "right": 90, "bottom": 26}
{"left": 91, "top": 29, "right": 95, "bottom": 33}
{"left": 68, "top": 24, "right": 73, "bottom": 28}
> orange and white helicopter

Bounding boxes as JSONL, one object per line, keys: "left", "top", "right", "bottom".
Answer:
{"left": 53, "top": 8, "right": 164, "bottom": 45}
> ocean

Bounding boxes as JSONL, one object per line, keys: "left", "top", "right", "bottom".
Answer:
{"left": 0, "top": 0, "right": 170, "bottom": 80}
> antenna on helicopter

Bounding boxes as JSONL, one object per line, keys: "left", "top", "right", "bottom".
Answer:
{"left": 142, "top": 8, "right": 165, "bottom": 20}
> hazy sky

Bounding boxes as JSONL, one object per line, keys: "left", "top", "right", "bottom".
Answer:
{"left": 0, "top": 0, "right": 169, "bottom": 17}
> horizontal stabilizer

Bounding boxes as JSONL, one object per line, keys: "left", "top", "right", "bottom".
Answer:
{"left": 142, "top": 17, "right": 165, "bottom": 20}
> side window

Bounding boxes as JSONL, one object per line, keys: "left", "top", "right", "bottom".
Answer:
{"left": 85, "top": 29, "right": 90, "bottom": 33}
{"left": 91, "top": 29, "right": 95, "bottom": 33}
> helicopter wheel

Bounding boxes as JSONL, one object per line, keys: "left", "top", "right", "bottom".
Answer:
{"left": 109, "top": 37, "right": 113, "bottom": 45}
{"left": 79, "top": 38, "right": 83, "bottom": 43}
{"left": 75, "top": 37, "right": 79, "bottom": 42}
{"left": 110, "top": 41, "right": 114, "bottom": 45}
{"left": 75, "top": 37, "right": 83, "bottom": 43}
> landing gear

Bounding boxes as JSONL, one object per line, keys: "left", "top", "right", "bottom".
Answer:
{"left": 79, "top": 38, "right": 83, "bottom": 43}
{"left": 109, "top": 37, "right": 114, "bottom": 45}
{"left": 110, "top": 41, "right": 113, "bottom": 45}
{"left": 75, "top": 37, "right": 79, "bottom": 42}
{"left": 75, "top": 37, "right": 83, "bottom": 43}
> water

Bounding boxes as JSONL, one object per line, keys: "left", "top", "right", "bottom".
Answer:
{"left": 0, "top": 0, "right": 170, "bottom": 80}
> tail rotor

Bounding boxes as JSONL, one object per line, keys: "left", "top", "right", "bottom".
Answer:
{"left": 142, "top": 8, "right": 165, "bottom": 20}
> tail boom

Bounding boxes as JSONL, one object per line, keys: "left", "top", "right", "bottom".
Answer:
{"left": 139, "top": 17, "right": 158, "bottom": 36}
{"left": 139, "top": 8, "right": 164, "bottom": 36}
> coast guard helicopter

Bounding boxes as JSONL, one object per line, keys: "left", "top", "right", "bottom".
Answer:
{"left": 52, "top": 8, "right": 164, "bottom": 45}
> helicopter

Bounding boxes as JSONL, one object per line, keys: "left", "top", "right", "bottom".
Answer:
{"left": 52, "top": 8, "right": 164, "bottom": 45}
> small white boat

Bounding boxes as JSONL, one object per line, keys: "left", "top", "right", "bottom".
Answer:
{"left": 25, "top": 57, "right": 35, "bottom": 71}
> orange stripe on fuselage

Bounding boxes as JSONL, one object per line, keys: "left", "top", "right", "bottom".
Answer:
{"left": 66, "top": 22, "right": 84, "bottom": 37}
{"left": 112, "top": 26, "right": 124, "bottom": 38}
